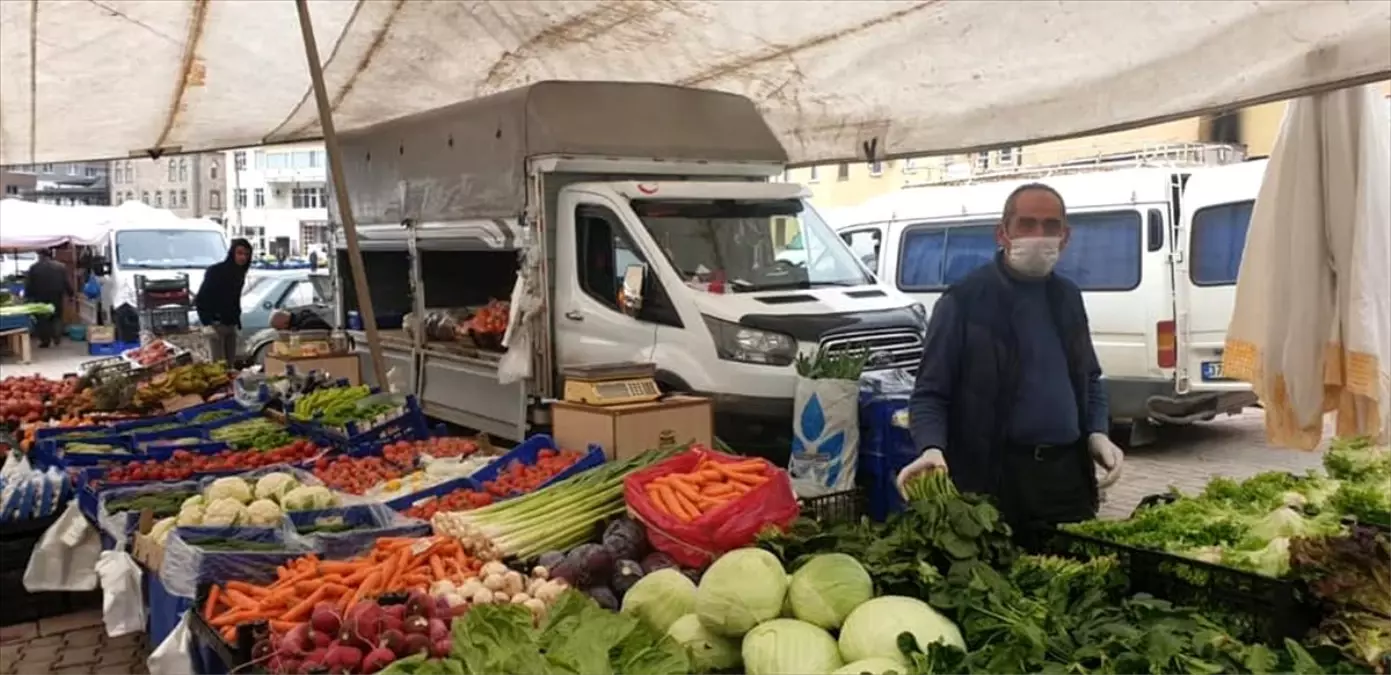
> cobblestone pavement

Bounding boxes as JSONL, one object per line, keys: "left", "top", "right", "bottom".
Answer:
{"left": 0, "top": 610, "right": 148, "bottom": 675}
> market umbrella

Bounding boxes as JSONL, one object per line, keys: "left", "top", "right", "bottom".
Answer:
{"left": 1223, "top": 83, "right": 1391, "bottom": 450}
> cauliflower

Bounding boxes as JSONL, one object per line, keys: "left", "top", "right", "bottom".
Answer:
{"left": 245, "top": 499, "right": 284, "bottom": 527}
{"left": 182, "top": 495, "right": 206, "bottom": 511}
{"left": 254, "top": 473, "right": 300, "bottom": 503}
{"left": 202, "top": 498, "right": 249, "bottom": 527}
{"left": 205, "top": 477, "right": 253, "bottom": 504}
{"left": 148, "top": 516, "right": 178, "bottom": 544}
{"left": 177, "top": 504, "right": 206, "bottom": 527}
{"left": 282, "top": 485, "right": 337, "bottom": 511}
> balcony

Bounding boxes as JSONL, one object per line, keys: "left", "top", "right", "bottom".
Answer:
{"left": 261, "top": 167, "right": 326, "bottom": 184}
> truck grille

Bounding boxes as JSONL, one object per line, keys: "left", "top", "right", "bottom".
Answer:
{"left": 818, "top": 330, "right": 923, "bottom": 373}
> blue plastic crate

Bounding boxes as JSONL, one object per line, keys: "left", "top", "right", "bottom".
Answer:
{"left": 77, "top": 443, "right": 232, "bottom": 523}
{"left": 110, "top": 414, "right": 181, "bottom": 432}
{"left": 857, "top": 397, "right": 916, "bottom": 522}
{"left": 34, "top": 425, "right": 111, "bottom": 442}
{"left": 298, "top": 396, "right": 430, "bottom": 452}
{"left": 131, "top": 426, "right": 209, "bottom": 452}
{"left": 176, "top": 398, "right": 257, "bottom": 425}
{"left": 89, "top": 341, "right": 140, "bottom": 356}
{"left": 470, "top": 434, "right": 606, "bottom": 496}
{"left": 35, "top": 433, "right": 139, "bottom": 470}
{"left": 0, "top": 314, "right": 34, "bottom": 333}
{"left": 288, "top": 505, "right": 430, "bottom": 559}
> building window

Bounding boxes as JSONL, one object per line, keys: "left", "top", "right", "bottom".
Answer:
{"left": 999, "top": 147, "right": 1018, "bottom": 166}
{"left": 807, "top": 165, "right": 819, "bottom": 183}
{"left": 40, "top": 163, "right": 53, "bottom": 173}
{"left": 210, "top": 190, "right": 222, "bottom": 210}
{"left": 125, "top": 161, "right": 134, "bottom": 183}
{"left": 254, "top": 188, "right": 265, "bottom": 208}
{"left": 210, "top": 162, "right": 219, "bottom": 180}
{"left": 974, "top": 152, "right": 991, "bottom": 172}
{"left": 234, "top": 188, "right": 248, "bottom": 208}
{"left": 178, "top": 158, "right": 188, "bottom": 182}
{"left": 167, "top": 159, "right": 176, "bottom": 181}
{"left": 233, "top": 151, "right": 247, "bottom": 171}
{"left": 154, "top": 191, "right": 164, "bottom": 207}
{"left": 67, "top": 164, "right": 80, "bottom": 176}
{"left": 292, "top": 186, "right": 326, "bottom": 209}
{"left": 179, "top": 189, "right": 189, "bottom": 208}
{"left": 141, "top": 191, "right": 150, "bottom": 204}
{"left": 868, "top": 159, "right": 884, "bottom": 177}
{"left": 837, "top": 163, "right": 850, "bottom": 181}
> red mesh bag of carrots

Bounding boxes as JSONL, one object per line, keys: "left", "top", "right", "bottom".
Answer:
{"left": 623, "top": 445, "right": 800, "bottom": 567}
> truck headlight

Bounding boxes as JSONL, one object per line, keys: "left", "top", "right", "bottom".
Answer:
{"left": 702, "top": 315, "right": 797, "bottom": 366}
{"left": 907, "top": 302, "right": 928, "bottom": 330}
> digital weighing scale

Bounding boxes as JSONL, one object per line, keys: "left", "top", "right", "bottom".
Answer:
{"left": 561, "top": 362, "right": 661, "bottom": 406}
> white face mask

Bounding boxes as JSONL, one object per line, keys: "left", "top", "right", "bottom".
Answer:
{"left": 1005, "top": 236, "right": 1062, "bottom": 277}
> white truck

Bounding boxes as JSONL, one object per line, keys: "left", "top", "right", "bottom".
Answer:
{"left": 329, "top": 81, "right": 926, "bottom": 449}
{"left": 831, "top": 150, "right": 1262, "bottom": 444}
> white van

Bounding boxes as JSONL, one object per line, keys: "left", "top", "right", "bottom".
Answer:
{"left": 834, "top": 162, "right": 1261, "bottom": 443}
{"left": 96, "top": 216, "right": 229, "bottom": 327}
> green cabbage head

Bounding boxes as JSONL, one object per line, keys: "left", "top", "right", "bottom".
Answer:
{"left": 788, "top": 553, "right": 874, "bottom": 629}
{"left": 666, "top": 613, "right": 741, "bottom": 672}
{"left": 742, "top": 619, "right": 842, "bottom": 675}
{"left": 621, "top": 568, "right": 696, "bottom": 633}
{"left": 832, "top": 657, "right": 909, "bottom": 674}
{"left": 839, "top": 596, "right": 964, "bottom": 665}
{"left": 696, "top": 548, "right": 788, "bottom": 637}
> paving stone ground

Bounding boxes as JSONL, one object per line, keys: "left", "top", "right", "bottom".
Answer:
{"left": 0, "top": 610, "right": 148, "bottom": 675}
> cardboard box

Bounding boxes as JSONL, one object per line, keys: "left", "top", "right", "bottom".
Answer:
{"left": 132, "top": 509, "right": 166, "bottom": 572}
{"left": 88, "top": 325, "right": 115, "bottom": 344}
{"left": 551, "top": 395, "right": 713, "bottom": 462}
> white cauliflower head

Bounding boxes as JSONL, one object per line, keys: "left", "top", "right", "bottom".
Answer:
{"left": 254, "top": 473, "right": 300, "bottom": 503}
{"left": 282, "top": 485, "right": 337, "bottom": 511}
{"left": 202, "top": 498, "right": 249, "bottom": 527}
{"left": 245, "top": 499, "right": 284, "bottom": 527}
{"left": 176, "top": 503, "right": 206, "bottom": 527}
{"left": 205, "top": 477, "right": 253, "bottom": 504}
{"left": 149, "top": 516, "right": 178, "bottom": 544}
{"left": 182, "top": 495, "right": 206, "bottom": 511}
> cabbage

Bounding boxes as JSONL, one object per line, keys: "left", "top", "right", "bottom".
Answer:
{"left": 839, "top": 596, "right": 964, "bottom": 665}
{"left": 202, "top": 498, "right": 249, "bottom": 527}
{"left": 666, "top": 613, "right": 741, "bottom": 672}
{"left": 696, "top": 548, "right": 788, "bottom": 637}
{"left": 788, "top": 553, "right": 874, "bottom": 629}
{"left": 245, "top": 499, "right": 284, "bottom": 526}
{"left": 205, "top": 477, "right": 253, "bottom": 504}
{"left": 832, "top": 657, "right": 909, "bottom": 674}
{"left": 282, "top": 485, "right": 336, "bottom": 511}
{"left": 741, "top": 619, "right": 842, "bottom": 675}
{"left": 621, "top": 568, "right": 696, "bottom": 633}
{"left": 254, "top": 472, "right": 299, "bottom": 502}
{"left": 177, "top": 504, "right": 205, "bottom": 526}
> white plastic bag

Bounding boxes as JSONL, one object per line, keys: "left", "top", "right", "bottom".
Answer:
{"left": 788, "top": 377, "right": 860, "bottom": 498}
{"left": 147, "top": 612, "right": 195, "bottom": 675}
{"left": 1, "top": 450, "right": 30, "bottom": 479}
{"left": 96, "top": 550, "right": 146, "bottom": 638}
{"left": 24, "top": 501, "right": 101, "bottom": 592}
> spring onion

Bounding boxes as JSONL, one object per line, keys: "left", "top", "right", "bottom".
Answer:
{"left": 433, "top": 446, "right": 683, "bottom": 560}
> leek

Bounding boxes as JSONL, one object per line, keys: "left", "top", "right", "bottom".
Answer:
{"left": 457, "top": 446, "right": 682, "bottom": 558}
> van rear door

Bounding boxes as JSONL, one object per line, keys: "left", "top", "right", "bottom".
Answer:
{"left": 1171, "top": 161, "right": 1265, "bottom": 395}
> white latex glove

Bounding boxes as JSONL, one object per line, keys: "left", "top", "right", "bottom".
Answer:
{"left": 1088, "top": 433, "right": 1124, "bottom": 489}
{"left": 895, "top": 448, "right": 948, "bottom": 499}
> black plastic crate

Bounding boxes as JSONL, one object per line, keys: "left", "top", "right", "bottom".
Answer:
{"left": 800, "top": 487, "right": 866, "bottom": 525}
{"left": 0, "top": 568, "right": 102, "bottom": 627}
{"left": 188, "top": 582, "right": 255, "bottom": 674}
{"left": 1033, "top": 527, "right": 1316, "bottom": 643}
{"left": 146, "top": 307, "right": 192, "bottom": 336}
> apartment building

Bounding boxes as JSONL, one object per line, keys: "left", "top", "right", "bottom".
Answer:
{"left": 224, "top": 141, "right": 329, "bottom": 257}
{"left": 790, "top": 82, "right": 1391, "bottom": 210}
{"left": 108, "top": 153, "right": 225, "bottom": 221}
{"left": 0, "top": 162, "right": 109, "bottom": 205}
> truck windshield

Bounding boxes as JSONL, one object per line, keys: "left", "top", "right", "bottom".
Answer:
{"left": 115, "top": 230, "right": 226, "bottom": 269}
{"left": 630, "top": 198, "right": 872, "bottom": 292}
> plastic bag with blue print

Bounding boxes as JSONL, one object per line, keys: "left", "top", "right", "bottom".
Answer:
{"left": 788, "top": 375, "right": 860, "bottom": 498}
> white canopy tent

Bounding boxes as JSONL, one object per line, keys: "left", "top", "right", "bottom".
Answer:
{"left": 0, "top": 199, "right": 190, "bottom": 251}
{"left": 1, "top": 0, "right": 1388, "bottom": 167}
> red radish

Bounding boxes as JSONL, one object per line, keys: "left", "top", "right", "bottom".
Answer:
{"left": 384, "top": 604, "right": 406, "bottom": 621}
{"left": 427, "top": 618, "right": 448, "bottom": 643}
{"left": 313, "top": 630, "right": 333, "bottom": 650}
{"left": 326, "top": 643, "right": 363, "bottom": 673}
{"left": 312, "top": 604, "right": 342, "bottom": 635}
{"left": 278, "top": 658, "right": 302, "bottom": 675}
{"left": 381, "top": 615, "right": 404, "bottom": 635}
{"left": 283, "top": 624, "right": 312, "bottom": 655}
{"left": 431, "top": 638, "right": 451, "bottom": 659}
{"left": 361, "top": 647, "right": 397, "bottom": 673}
{"left": 405, "top": 591, "right": 432, "bottom": 619}
{"left": 403, "top": 615, "right": 429, "bottom": 635}
{"left": 403, "top": 633, "right": 431, "bottom": 656}
{"left": 378, "top": 629, "right": 406, "bottom": 654}
{"left": 433, "top": 596, "right": 451, "bottom": 618}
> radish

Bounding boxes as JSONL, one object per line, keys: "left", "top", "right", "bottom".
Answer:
{"left": 403, "top": 615, "right": 429, "bottom": 635}
{"left": 378, "top": 629, "right": 406, "bottom": 655}
{"left": 313, "top": 630, "right": 333, "bottom": 650}
{"left": 311, "top": 603, "right": 342, "bottom": 636}
{"left": 384, "top": 604, "right": 406, "bottom": 621}
{"left": 361, "top": 646, "right": 397, "bottom": 673}
{"left": 405, "top": 590, "right": 432, "bottom": 619}
{"left": 325, "top": 643, "right": 363, "bottom": 673}
{"left": 403, "top": 632, "right": 431, "bottom": 656}
{"left": 431, "top": 638, "right": 451, "bottom": 659}
{"left": 433, "top": 596, "right": 451, "bottom": 618}
{"left": 427, "top": 618, "right": 448, "bottom": 643}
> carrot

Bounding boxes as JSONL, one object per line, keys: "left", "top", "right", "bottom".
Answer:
{"left": 397, "top": 573, "right": 430, "bottom": 588}
{"left": 374, "top": 537, "right": 417, "bottom": 551}
{"left": 223, "top": 589, "right": 259, "bottom": 610}
{"left": 430, "top": 555, "right": 447, "bottom": 580}
{"left": 318, "top": 561, "right": 364, "bottom": 575}
{"left": 226, "top": 581, "right": 269, "bottom": 598}
{"left": 719, "top": 459, "right": 769, "bottom": 472}
{"left": 281, "top": 586, "right": 330, "bottom": 622}
{"left": 346, "top": 570, "right": 383, "bottom": 610}
{"left": 702, "top": 483, "right": 736, "bottom": 496}
{"left": 652, "top": 484, "right": 688, "bottom": 520}
{"left": 666, "top": 479, "right": 703, "bottom": 503}
{"left": 259, "top": 586, "right": 298, "bottom": 609}
{"left": 670, "top": 489, "right": 701, "bottom": 521}
{"left": 723, "top": 470, "right": 767, "bottom": 487}
{"left": 387, "top": 546, "right": 412, "bottom": 588}
{"left": 221, "top": 626, "right": 236, "bottom": 643}
{"left": 697, "top": 469, "right": 723, "bottom": 482}
{"left": 269, "top": 620, "right": 299, "bottom": 634}
{"left": 668, "top": 473, "right": 707, "bottom": 488}
{"left": 211, "top": 609, "right": 253, "bottom": 627}
{"left": 204, "top": 586, "right": 222, "bottom": 621}
{"left": 319, "top": 583, "right": 350, "bottom": 598}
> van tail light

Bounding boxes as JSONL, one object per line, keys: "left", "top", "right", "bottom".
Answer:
{"left": 1157, "top": 320, "right": 1177, "bottom": 369}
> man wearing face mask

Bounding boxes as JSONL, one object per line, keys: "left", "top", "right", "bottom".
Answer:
{"left": 897, "top": 183, "right": 1123, "bottom": 528}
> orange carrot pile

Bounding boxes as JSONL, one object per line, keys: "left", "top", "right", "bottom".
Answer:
{"left": 201, "top": 536, "right": 481, "bottom": 641}
{"left": 644, "top": 457, "right": 769, "bottom": 522}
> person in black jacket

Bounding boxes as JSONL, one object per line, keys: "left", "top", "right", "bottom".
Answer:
{"left": 195, "top": 238, "right": 252, "bottom": 366}
{"left": 23, "top": 249, "right": 74, "bottom": 348}
{"left": 896, "top": 183, "right": 1124, "bottom": 529}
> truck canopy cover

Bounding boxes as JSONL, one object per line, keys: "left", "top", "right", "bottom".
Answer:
{"left": 334, "top": 81, "right": 788, "bottom": 224}
{"left": 0, "top": 0, "right": 1387, "bottom": 167}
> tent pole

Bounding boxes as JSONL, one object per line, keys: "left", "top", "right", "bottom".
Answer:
{"left": 293, "top": 0, "right": 388, "bottom": 388}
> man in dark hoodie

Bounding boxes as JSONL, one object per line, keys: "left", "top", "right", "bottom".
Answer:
{"left": 23, "top": 248, "right": 74, "bottom": 348}
{"left": 195, "top": 238, "right": 253, "bottom": 366}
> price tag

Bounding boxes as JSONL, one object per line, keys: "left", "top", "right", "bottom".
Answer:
{"left": 410, "top": 538, "right": 435, "bottom": 556}
{"left": 60, "top": 514, "right": 91, "bottom": 548}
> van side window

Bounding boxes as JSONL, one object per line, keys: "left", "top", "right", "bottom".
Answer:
{"left": 896, "top": 210, "right": 1142, "bottom": 292}
{"left": 575, "top": 206, "right": 682, "bottom": 327}
{"left": 1189, "top": 200, "right": 1254, "bottom": 286}
{"left": 839, "top": 229, "right": 883, "bottom": 276}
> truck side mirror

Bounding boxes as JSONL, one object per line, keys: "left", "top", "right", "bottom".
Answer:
{"left": 620, "top": 263, "right": 647, "bottom": 317}
{"left": 92, "top": 256, "right": 111, "bottom": 276}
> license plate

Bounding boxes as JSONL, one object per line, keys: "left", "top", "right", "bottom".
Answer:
{"left": 1201, "top": 360, "right": 1228, "bottom": 381}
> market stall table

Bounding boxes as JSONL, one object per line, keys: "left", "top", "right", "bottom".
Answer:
{"left": 1, "top": 326, "right": 32, "bottom": 364}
